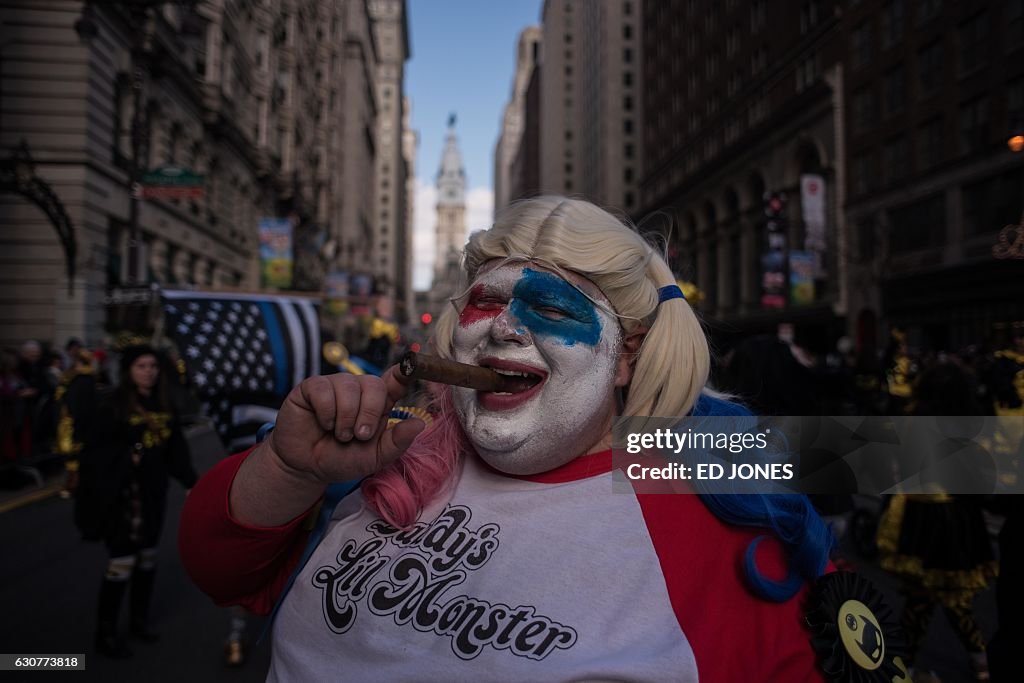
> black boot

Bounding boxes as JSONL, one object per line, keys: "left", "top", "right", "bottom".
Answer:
{"left": 129, "top": 568, "right": 160, "bottom": 643}
{"left": 95, "top": 579, "right": 133, "bottom": 658}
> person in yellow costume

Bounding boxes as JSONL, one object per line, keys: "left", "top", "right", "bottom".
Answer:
{"left": 876, "top": 361, "right": 996, "bottom": 682}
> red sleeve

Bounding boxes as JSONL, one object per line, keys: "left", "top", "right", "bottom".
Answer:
{"left": 177, "top": 447, "right": 318, "bottom": 616}
{"left": 635, "top": 492, "right": 826, "bottom": 683}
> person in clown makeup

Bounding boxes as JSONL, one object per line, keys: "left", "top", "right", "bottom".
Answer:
{"left": 180, "top": 197, "right": 872, "bottom": 682}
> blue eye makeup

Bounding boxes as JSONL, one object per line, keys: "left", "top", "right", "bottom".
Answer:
{"left": 508, "top": 268, "right": 603, "bottom": 347}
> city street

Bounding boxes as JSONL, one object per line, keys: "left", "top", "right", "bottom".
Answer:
{"left": 0, "top": 434, "right": 272, "bottom": 683}
{"left": 0, "top": 447, "right": 1000, "bottom": 683}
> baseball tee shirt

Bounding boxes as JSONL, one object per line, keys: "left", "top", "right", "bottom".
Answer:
{"left": 180, "top": 448, "right": 823, "bottom": 682}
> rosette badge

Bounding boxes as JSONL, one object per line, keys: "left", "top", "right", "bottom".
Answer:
{"left": 805, "top": 572, "right": 910, "bottom": 682}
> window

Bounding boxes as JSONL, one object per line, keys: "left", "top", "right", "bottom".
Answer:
{"left": 796, "top": 54, "right": 819, "bottom": 92}
{"left": 623, "top": 24, "right": 633, "bottom": 39}
{"left": 851, "top": 152, "right": 874, "bottom": 195}
{"left": 751, "top": 46, "right": 767, "bottom": 75}
{"left": 726, "top": 29, "right": 739, "bottom": 58}
{"left": 882, "top": 66, "right": 906, "bottom": 116}
{"left": 1009, "top": 0, "right": 1024, "bottom": 49}
{"left": 623, "top": 95, "right": 633, "bottom": 111}
{"left": 1009, "top": 78, "right": 1024, "bottom": 129}
{"left": 917, "top": 41, "right": 943, "bottom": 96}
{"left": 916, "top": 117, "right": 944, "bottom": 170}
{"left": 962, "top": 167, "right": 1024, "bottom": 236}
{"left": 915, "top": 0, "right": 941, "bottom": 26}
{"left": 624, "top": 119, "right": 634, "bottom": 134}
{"left": 565, "top": 130, "right": 573, "bottom": 141}
{"left": 851, "top": 22, "right": 872, "bottom": 69}
{"left": 747, "top": 97, "right": 768, "bottom": 126}
{"left": 800, "top": 1, "right": 821, "bottom": 34}
{"left": 727, "top": 71, "right": 742, "bottom": 97}
{"left": 706, "top": 53, "right": 718, "bottom": 79}
{"left": 881, "top": 0, "right": 904, "bottom": 49}
{"left": 625, "top": 192, "right": 635, "bottom": 208}
{"left": 959, "top": 97, "right": 989, "bottom": 154}
{"left": 623, "top": 72, "right": 633, "bottom": 86}
{"left": 625, "top": 143, "right": 634, "bottom": 159}
{"left": 856, "top": 218, "right": 876, "bottom": 263}
{"left": 623, "top": 47, "right": 633, "bottom": 63}
{"left": 882, "top": 136, "right": 909, "bottom": 185}
{"left": 750, "top": 0, "right": 766, "bottom": 32}
{"left": 624, "top": 1, "right": 632, "bottom": 16}
{"left": 959, "top": 13, "right": 988, "bottom": 74}
{"left": 851, "top": 87, "right": 876, "bottom": 134}
{"left": 624, "top": 167, "right": 634, "bottom": 182}
{"left": 889, "top": 193, "right": 945, "bottom": 253}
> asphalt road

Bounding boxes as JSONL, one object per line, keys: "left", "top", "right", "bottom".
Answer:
{"left": 0, "top": 429, "right": 272, "bottom": 683}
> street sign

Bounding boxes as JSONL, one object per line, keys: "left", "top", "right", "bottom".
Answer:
{"left": 139, "top": 165, "right": 205, "bottom": 199}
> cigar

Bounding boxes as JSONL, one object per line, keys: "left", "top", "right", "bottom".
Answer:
{"left": 399, "top": 352, "right": 517, "bottom": 392}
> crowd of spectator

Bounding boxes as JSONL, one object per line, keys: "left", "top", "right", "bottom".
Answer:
{"left": 0, "top": 338, "right": 112, "bottom": 484}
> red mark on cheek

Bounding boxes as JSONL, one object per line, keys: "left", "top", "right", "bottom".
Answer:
{"left": 459, "top": 285, "right": 504, "bottom": 327}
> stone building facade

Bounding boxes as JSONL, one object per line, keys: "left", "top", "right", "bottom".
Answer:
{"left": 0, "top": 0, "right": 412, "bottom": 347}
{"left": 640, "top": 0, "right": 847, "bottom": 349}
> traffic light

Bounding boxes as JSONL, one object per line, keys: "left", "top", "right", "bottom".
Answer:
{"left": 420, "top": 312, "right": 433, "bottom": 326}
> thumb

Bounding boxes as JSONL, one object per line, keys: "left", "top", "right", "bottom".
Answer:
{"left": 376, "top": 418, "right": 427, "bottom": 465}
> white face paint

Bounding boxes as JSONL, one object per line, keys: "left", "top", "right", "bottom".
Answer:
{"left": 451, "top": 262, "right": 623, "bottom": 475}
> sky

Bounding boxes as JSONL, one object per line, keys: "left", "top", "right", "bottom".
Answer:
{"left": 406, "top": 0, "right": 542, "bottom": 290}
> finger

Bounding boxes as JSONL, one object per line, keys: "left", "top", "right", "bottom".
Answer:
{"left": 375, "top": 418, "right": 427, "bottom": 468}
{"left": 353, "top": 376, "right": 388, "bottom": 440}
{"left": 330, "top": 374, "right": 361, "bottom": 442}
{"left": 382, "top": 363, "right": 415, "bottom": 406}
{"left": 299, "top": 376, "right": 337, "bottom": 434}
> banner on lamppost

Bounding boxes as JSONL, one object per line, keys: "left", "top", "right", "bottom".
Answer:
{"left": 325, "top": 270, "right": 349, "bottom": 316}
{"left": 801, "top": 174, "right": 826, "bottom": 251}
{"left": 789, "top": 250, "right": 816, "bottom": 306}
{"left": 761, "top": 191, "right": 788, "bottom": 309}
{"left": 349, "top": 273, "right": 374, "bottom": 315}
{"left": 259, "top": 217, "right": 293, "bottom": 289}
{"left": 760, "top": 252, "right": 787, "bottom": 308}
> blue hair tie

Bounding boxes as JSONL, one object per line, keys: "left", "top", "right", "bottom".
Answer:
{"left": 657, "top": 284, "right": 686, "bottom": 304}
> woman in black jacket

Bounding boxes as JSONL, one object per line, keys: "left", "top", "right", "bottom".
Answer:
{"left": 76, "top": 344, "right": 198, "bottom": 658}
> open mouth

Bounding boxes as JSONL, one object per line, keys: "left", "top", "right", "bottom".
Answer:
{"left": 477, "top": 359, "right": 547, "bottom": 409}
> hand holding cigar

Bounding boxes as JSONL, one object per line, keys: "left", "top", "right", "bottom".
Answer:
{"left": 399, "top": 352, "right": 521, "bottom": 393}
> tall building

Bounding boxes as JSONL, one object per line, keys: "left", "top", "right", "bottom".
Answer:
{"left": 368, "top": 0, "right": 411, "bottom": 322}
{"left": 842, "top": 0, "right": 1024, "bottom": 350}
{"left": 400, "top": 95, "right": 417, "bottom": 323}
{"left": 0, "top": 0, "right": 407, "bottom": 348}
{"left": 493, "top": 25, "right": 541, "bottom": 214}
{"left": 501, "top": 0, "right": 641, "bottom": 213}
{"left": 640, "top": 0, "right": 1024, "bottom": 352}
{"left": 578, "top": 0, "right": 642, "bottom": 213}
{"left": 334, "top": 0, "right": 379, "bottom": 277}
{"left": 537, "top": 0, "right": 583, "bottom": 196}
{"left": 640, "top": 0, "right": 847, "bottom": 348}
{"left": 432, "top": 117, "right": 466, "bottom": 305}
